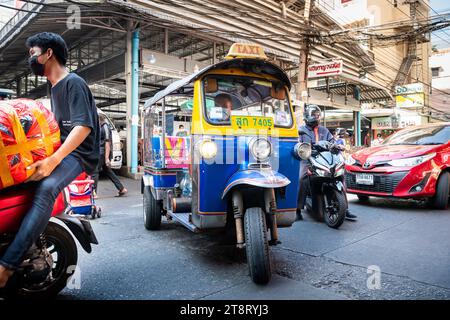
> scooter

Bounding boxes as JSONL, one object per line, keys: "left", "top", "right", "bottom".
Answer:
{"left": 296, "top": 140, "right": 347, "bottom": 229}
{"left": 0, "top": 184, "right": 98, "bottom": 299}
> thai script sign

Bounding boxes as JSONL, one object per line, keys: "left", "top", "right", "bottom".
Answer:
{"left": 308, "top": 60, "right": 343, "bottom": 78}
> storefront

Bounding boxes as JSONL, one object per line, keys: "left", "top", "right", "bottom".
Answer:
{"left": 305, "top": 71, "right": 393, "bottom": 147}
{"left": 371, "top": 113, "right": 428, "bottom": 142}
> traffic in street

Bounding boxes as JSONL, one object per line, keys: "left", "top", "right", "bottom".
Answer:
{"left": 59, "top": 177, "right": 450, "bottom": 300}
{"left": 0, "top": 0, "right": 449, "bottom": 306}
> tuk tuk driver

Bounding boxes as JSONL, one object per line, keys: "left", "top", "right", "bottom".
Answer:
{"left": 297, "top": 104, "right": 357, "bottom": 221}
{"left": 213, "top": 93, "right": 233, "bottom": 121}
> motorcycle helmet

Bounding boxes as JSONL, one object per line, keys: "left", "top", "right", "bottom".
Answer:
{"left": 304, "top": 104, "right": 322, "bottom": 127}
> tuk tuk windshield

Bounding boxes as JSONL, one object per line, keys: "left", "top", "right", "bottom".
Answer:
{"left": 203, "top": 75, "right": 293, "bottom": 128}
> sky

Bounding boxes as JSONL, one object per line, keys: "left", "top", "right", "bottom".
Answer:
{"left": 430, "top": 0, "right": 450, "bottom": 49}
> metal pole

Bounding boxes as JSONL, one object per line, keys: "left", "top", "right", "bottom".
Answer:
{"left": 354, "top": 111, "right": 361, "bottom": 146}
{"left": 126, "top": 21, "right": 132, "bottom": 171}
{"left": 162, "top": 97, "right": 166, "bottom": 169}
{"left": 164, "top": 28, "right": 169, "bottom": 54}
{"left": 130, "top": 27, "right": 140, "bottom": 174}
{"left": 297, "top": 0, "right": 313, "bottom": 121}
{"left": 357, "top": 111, "right": 361, "bottom": 146}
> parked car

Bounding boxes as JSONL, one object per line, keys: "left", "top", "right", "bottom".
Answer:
{"left": 345, "top": 123, "right": 450, "bottom": 209}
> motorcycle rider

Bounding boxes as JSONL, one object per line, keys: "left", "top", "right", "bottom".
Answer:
{"left": 0, "top": 32, "right": 100, "bottom": 288}
{"left": 297, "top": 104, "right": 357, "bottom": 221}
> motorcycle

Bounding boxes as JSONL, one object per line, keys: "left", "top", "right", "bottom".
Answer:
{"left": 296, "top": 140, "right": 347, "bottom": 229}
{"left": 0, "top": 184, "right": 98, "bottom": 299}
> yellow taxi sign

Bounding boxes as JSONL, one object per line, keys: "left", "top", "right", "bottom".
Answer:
{"left": 225, "top": 43, "right": 268, "bottom": 60}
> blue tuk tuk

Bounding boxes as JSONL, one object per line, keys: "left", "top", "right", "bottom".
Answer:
{"left": 141, "top": 43, "right": 302, "bottom": 284}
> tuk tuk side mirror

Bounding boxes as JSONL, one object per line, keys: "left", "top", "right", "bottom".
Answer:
{"left": 270, "top": 86, "right": 286, "bottom": 100}
{"left": 205, "top": 78, "right": 218, "bottom": 93}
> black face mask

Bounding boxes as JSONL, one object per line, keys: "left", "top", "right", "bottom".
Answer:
{"left": 28, "top": 55, "right": 46, "bottom": 76}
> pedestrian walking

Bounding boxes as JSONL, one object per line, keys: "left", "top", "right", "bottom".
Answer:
{"left": 93, "top": 114, "right": 127, "bottom": 198}
{"left": 371, "top": 133, "right": 384, "bottom": 146}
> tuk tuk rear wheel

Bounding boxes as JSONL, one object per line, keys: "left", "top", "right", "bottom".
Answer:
{"left": 244, "top": 207, "right": 271, "bottom": 284}
{"left": 143, "top": 186, "right": 162, "bottom": 230}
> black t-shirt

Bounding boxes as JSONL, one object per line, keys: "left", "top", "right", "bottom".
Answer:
{"left": 51, "top": 73, "right": 100, "bottom": 175}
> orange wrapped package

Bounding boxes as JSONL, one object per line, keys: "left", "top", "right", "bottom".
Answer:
{"left": 0, "top": 99, "right": 61, "bottom": 190}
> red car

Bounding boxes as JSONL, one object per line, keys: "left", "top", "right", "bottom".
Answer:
{"left": 345, "top": 123, "right": 450, "bottom": 209}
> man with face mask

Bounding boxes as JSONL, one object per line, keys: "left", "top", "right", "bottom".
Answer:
{"left": 297, "top": 105, "right": 357, "bottom": 221}
{"left": 0, "top": 32, "right": 100, "bottom": 288}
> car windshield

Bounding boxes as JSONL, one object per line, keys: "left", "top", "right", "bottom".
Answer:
{"left": 383, "top": 125, "right": 450, "bottom": 145}
{"left": 202, "top": 75, "right": 293, "bottom": 128}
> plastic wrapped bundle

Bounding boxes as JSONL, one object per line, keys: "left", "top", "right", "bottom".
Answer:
{"left": 0, "top": 99, "right": 61, "bottom": 190}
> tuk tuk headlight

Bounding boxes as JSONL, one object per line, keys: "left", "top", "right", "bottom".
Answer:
{"left": 294, "top": 142, "right": 311, "bottom": 160}
{"left": 199, "top": 140, "right": 218, "bottom": 159}
{"left": 249, "top": 138, "right": 271, "bottom": 161}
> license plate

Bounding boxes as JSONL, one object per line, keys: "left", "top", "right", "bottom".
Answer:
{"left": 355, "top": 173, "right": 374, "bottom": 185}
{"left": 231, "top": 116, "right": 274, "bottom": 131}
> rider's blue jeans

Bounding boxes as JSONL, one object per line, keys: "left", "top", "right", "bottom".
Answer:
{"left": 0, "top": 154, "right": 83, "bottom": 270}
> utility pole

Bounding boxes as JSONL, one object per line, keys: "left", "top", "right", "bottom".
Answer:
{"left": 297, "top": 0, "right": 313, "bottom": 124}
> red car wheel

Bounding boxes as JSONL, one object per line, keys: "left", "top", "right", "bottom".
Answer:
{"left": 432, "top": 172, "right": 450, "bottom": 210}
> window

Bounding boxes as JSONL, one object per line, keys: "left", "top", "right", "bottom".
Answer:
{"left": 431, "top": 67, "right": 440, "bottom": 78}
{"left": 384, "top": 125, "right": 450, "bottom": 146}
{"left": 202, "top": 75, "right": 293, "bottom": 128}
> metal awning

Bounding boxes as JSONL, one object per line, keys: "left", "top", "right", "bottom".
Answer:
{"left": 312, "top": 73, "right": 393, "bottom": 104}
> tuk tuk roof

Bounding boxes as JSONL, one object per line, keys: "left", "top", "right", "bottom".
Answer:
{"left": 144, "top": 58, "right": 291, "bottom": 109}
{"left": 0, "top": 88, "right": 14, "bottom": 95}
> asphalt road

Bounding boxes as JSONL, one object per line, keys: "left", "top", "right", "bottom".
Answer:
{"left": 60, "top": 177, "right": 450, "bottom": 300}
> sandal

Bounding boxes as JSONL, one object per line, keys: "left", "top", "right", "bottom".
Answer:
{"left": 117, "top": 188, "right": 128, "bottom": 197}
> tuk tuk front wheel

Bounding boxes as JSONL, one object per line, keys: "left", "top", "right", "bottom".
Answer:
{"left": 244, "top": 207, "right": 271, "bottom": 284}
{"left": 143, "top": 186, "right": 162, "bottom": 230}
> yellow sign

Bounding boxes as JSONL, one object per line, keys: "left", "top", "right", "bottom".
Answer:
{"left": 226, "top": 43, "right": 268, "bottom": 60}
{"left": 231, "top": 115, "right": 274, "bottom": 132}
{"left": 395, "top": 93, "right": 424, "bottom": 108}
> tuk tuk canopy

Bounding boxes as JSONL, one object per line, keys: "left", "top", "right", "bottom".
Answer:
{"left": 144, "top": 58, "right": 292, "bottom": 109}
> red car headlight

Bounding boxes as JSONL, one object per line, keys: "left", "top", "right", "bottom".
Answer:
{"left": 387, "top": 153, "right": 436, "bottom": 167}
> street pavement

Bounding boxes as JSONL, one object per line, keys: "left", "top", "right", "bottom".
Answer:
{"left": 60, "top": 177, "right": 450, "bottom": 300}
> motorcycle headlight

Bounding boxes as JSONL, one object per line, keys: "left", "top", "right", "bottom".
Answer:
{"left": 387, "top": 153, "right": 435, "bottom": 167}
{"left": 335, "top": 167, "right": 345, "bottom": 177}
{"left": 198, "top": 140, "right": 218, "bottom": 159}
{"left": 250, "top": 138, "right": 271, "bottom": 161}
{"left": 345, "top": 155, "right": 356, "bottom": 166}
{"left": 316, "top": 168, "right": 329, "bottom": 177}
{"left": 294, "top": 142, "right": 311, "bottom": 160}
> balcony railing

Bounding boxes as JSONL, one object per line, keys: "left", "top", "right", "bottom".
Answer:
{"left": 0, "top": 1, "right": 44, "bottom": 48}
